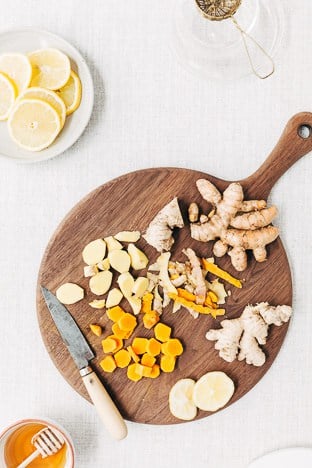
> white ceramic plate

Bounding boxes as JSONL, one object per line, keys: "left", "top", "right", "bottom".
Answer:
{"left": 0, "top": 29, "right": 94, "bottom": 163}
{"left": 248, "top": 448, "right": 312, "bottom": 468}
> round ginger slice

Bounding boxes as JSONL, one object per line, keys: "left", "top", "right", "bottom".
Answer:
{"left": 169, "top": 379, "right": 197, "bottom": 421}
{"left": 56, "top": 282, "right": 84, "bottom": 305}
{"left": 89, "top": 270, "right": 112, "bottom": 295}
{"left": 192, "top": 371, "right": 235, "bottom": 412}
{"left": 82, "top": 239, "right": 106, "bottom": 265}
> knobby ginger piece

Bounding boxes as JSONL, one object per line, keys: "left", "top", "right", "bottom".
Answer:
{"left": 143, "top": 197, "right": 184, "bottom": 252}
{"left": 117, "top": 272, "right": 135, "bottom": 298}
{"left": 104, "top": 236, "right": 123, "bottom": 252}
{"left": 108, "top": 249, "right": 131, "bottom": 273}
{"left": 127, "top": 244, "right": 148, "bottom": 270}
{"left": 89, "top": 271, "right": 113, "bottom": 295}
{"left": 114, "top": 231, "right": 141, "bottom": 242}
{"left": 89, "top": 299, "right": 105, "bottom": 309}
{"left": 106, "top": 288, "right": 123, "bottom": 308}
{"left": 56, "top": 283, "right": 84, "bottom": 305}
{"left": 82, "top": 239, "right": 106, "bottom": 265}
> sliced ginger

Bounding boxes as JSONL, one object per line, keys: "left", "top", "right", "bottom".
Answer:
{"left": 117, "top": 272, "right": 134, "bottom": 298}
{"left": 132, "top": 277, "right": 149, "bottom": 298}
{"left": 127, "top": 296, "right": 141, "bottom": 315}
{"left": 100, "top": 355, "right": 116, "bottom": 373}
{"left": 82, "top": 239, "right": 106, "bottom": 265}
{"left": 114, "top": 231, "right": 140, "bottom": 242}
{"left": 56, "top": 283, "right": 84, "bottom": 305}
{"left": 89, "top": 299, "right": 105, "bottom": 309}
{"left": 106, "top": 288, "right": 123, "bottom": 308}
{"left": 104, "top": 236, "right": 123, "bottom": 252}
{"left": 89, "top": 270, "right": 112, "bottom": 295}
{"left": 108, "top": 249, "right": 131, "bottom": 274}
{"left": 127, "top": 244, "right": 148, "bottom": 270}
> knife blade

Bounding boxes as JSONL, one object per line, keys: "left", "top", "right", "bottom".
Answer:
{"left": 41, "top": 286, "right": 128, "bottom": 440}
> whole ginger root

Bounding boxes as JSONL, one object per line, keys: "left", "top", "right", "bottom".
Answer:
{"left": 190, "top": 179, "right": 279, "bottom": 271}
{"left": 206, "top": 302, "right": 292, "bottom": 367}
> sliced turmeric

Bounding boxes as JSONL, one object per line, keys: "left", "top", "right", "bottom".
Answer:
{"left": 127, "top": 345, "right": 140, "bottom": 363}
{"left": 107, "top": 306, "right": 125, "bottom": 322}
{"left": 132, "top": 337, "right": 148, "bottom": 355}
{"left": 114, "top": 349, "right": 131, "bottom": 368}
{"left": 112, "top": 323, "right": 132, "bottom": 340}
{"left": 102, "top": 335, "right": 123, "bottom": 353}
{"left": 127, "top": 363, "right": 142, "bottom": 381}
{"left": 100, "top": 355, "right": 116, "bottom": 373}
{"left": 146, "top": 338, "right": 161, "bottom": 356}
{"left": 118, "top": 313, "right": 137, "bottom": 331}
{"left": 160, "top": 355, "right": 176, "bottom": 373}
{"left": 142, "top": 366, "right": 153, "bottom": 377}
{"left": 143, "top": 311, "right": 160, "bottom": 329}
{"left": 141, "top": 292, "right": 153, "bottom": 313}
{"left": 90, "top": 324, "right": 102, "bottom": 337}
{"left": 177, "top": 288, "right": 196, "bottom": 302}
{"left": 134, "top": 363, "right": 145, "bottom": 377}
{"left": 168, "top": 293, "right": 225, "bottom": 316}
{"left": 141, "top": 353, "right": 156, "bottom": 367}
{"left": 161, "top": 339, "right": 183, "bottom": 357}
{"left": 154, "top": 323, "right": 171, "bottom": 342}
{"left": 202, "top": 258, "right": 242, "bottom": 288}
{"left": 208, "top": 290, "right": 218, "bottom": 303}
{"left": 148, "top": 364, "right": 160, "bottom": 379}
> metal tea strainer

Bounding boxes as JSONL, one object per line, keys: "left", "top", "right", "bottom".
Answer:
{"left": 195, "top": 0, "right": 275, "bottom": 79}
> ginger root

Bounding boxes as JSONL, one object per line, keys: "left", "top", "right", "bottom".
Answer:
{"left": 190, "top": 179, "right": 279, "bottom": 271}
{"left": 206, "top": 302, "right": 292, "bottom": 366}
{"left": 143, "top": 197, "right": 184, "bottom": 252}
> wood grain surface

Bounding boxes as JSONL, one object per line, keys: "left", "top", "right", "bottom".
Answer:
{"left": 37, "top": 113, "right": 312, "bottom": 425}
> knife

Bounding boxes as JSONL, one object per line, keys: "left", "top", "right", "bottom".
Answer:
{"left": 41, "top": 286, "right": 128, "bottom": 440}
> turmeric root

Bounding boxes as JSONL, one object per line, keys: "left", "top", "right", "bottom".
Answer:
{"left": 206, "top": 302, "right": 292, "bottom": 366}
{"left": 143, "top": 197, "right": 184, "bottom": 252}
{"left": 202, "top": 258, "right": 242, "bottom": 288}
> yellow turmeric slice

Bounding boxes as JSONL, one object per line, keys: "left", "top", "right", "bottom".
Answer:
{"left": 141, "top": 353, "right": 156, "bottom": 367}
{"left": 111, "top": 323, "right": 132, "bottom": 340}
{"left": 201, "top": 258, "right": 242, "bottom": 288}
{"left": 141, "top": 292, "right": 153, "bottom": 313}
{"left": 154, "top": 323, "right": 171, "bottom": 342}
{"left": 142, "top": 366, "right": 153, "bottom": 377}
{"left": 208, "top": 290, "right": 218, "bottom": 303}
{"left": 100, "top": 355, "right": 116, "bottom": 373}
{"left": 132, "top": 337, "right": 148, "bottom": 355}
{"left": 134, "top": 363, "right": 145, "bottom": 377}
{"left": 160, "top": 355, "right": 176, "bottom": 373}
{"left": 118, "top": 313, "right": 137, "bottom": 331}
{"left": 177, "top": 288, "right": 196, "bottom": 302}
{"left": 146, "top": 338, "right": 161, "bottom": 356}
{"left": 102, "top": 335, "right": 123, "bottom": 353}
{"left": 107, "top": 306, "right": 125, "bottom": 322}
{"left": 168, "top": 293, "right": 225, "bottom": 316}
{"left": 143, "top": 311, "right": 160, "bottom": 329}
{"left": 90, "top": 324, "right": 102, "bottom": 337}
{"left": 127, "top": 345, "right": 140, "bottom": 363}
{"left": 148, "top": 364, "right": 160, "bottom": 379}
{"left": 204, "top": 295, "right": 218, "bottom": 309}
{"left": 127, "top": 363, "right": 142, "bottom": 381}
{"left": 114, "top": 349, "right": 131, "bottom": 368}
{"left": 161, "top": 338, "right": 183, "bottom": 357}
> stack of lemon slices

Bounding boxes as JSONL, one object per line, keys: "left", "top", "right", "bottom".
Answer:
{"left": 0, "top": 48, "right": 82, "bottom": 152}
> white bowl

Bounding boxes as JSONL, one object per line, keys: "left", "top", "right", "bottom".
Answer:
{"left": 0, "top": 418, "right": 75, "bottom": 467}
{"left": 0, "top": 28, "right": 94, "bottom": 163}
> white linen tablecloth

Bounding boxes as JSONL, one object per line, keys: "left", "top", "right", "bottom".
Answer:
{"left": 0, "top": 1, "right": 311, "bottom": 467}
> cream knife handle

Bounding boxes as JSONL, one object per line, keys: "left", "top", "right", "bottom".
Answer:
{"left": 81, "top": 367, "right": 128, "bottom": 440}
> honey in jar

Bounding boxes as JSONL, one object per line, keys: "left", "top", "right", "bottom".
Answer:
{"left": 4, "top": 422, "right": 67, "bottom": 467}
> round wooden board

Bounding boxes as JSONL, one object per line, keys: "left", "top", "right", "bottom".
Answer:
{"left": 37, "top": 166, "right": 292, "bottom": 425}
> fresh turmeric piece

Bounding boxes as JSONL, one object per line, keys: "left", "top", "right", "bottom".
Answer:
{"left": 161, "top": 339, "right": 183, "bottom": 357}
{"left": 134, "top": 363, "right": 145, "bottom": 377}
{"left": 127, "top": 363, "right": 142, "bottom": 381}
{"left": 168, "top": 293, "right": 225, "bottom": 316}
{"left": 114, "top": 349, "right": 131, "bottom": 368}
{"left": 127, "top": 345, "right": 140, "bottom": 363}
{"left": 148, "top": 364, "right": 160, "bottom": 379}
{"left": 154, "top": 323, "right": 171, "bottom": 342}
{"left": 107, "top": 306, "right": 125, "bottom": 322}
{"left": 112, "top": 323, "right": 132, "bottom": 340}
{"left": 143, "top": 311, "right": 160, "bottom": 329}
{"left": 146, "top": 338, "right": 161, "bottom": 356}
{"left": 142, "top": 366, "right": 153, "bottom": 377}
{"left": 208, "top": 290, "right": 218, "bottom": 303}
{"left": 141, "top": 353, "right": 156, "bottom": 367}
{"left": 90, "top": 324, "right": 102, "bottom": 337}
{"left": 141, "top": 292, "right": 153, "bottom": 313}
{"left": 160, "top": 355, "right": 176, "bottom": 373}
{"left": 201, "top": 258, "right": 242, "bottom": 288}
{"left": 102, "top": 335, "right": 123, "bottom": 353}
{"left": 100, "top": 355, "right": 116, "bottom": 373}
{"left": 118, "top": 313, "right": 137, "bottom": 331}
{"left": 132, "top": 337, "right": 148, "bottom": 355}
{"left": 177, "top": 288, "right": 196, "bottom": 302}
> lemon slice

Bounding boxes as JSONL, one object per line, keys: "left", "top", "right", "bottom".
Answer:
{"left": 0, "top": 72, "right": 17, "bottom": 120}
{"left": 17, "top": 87, "right": 66, "bottom": 128}
{"left": 0, "top": 53, "right": 32, "bottom": 94}
{"left": 8, "top": 98, "right": 61, "bottom": 152}
{"left": 56, "top": 70, "right": 82, "bottom": 115}
{"left": 192, "top": 371, "right": 234, "bottom": 412}
{"left": 28, "top": 48, "right": 71, "bottom": 90}
{"left": 169, "top": 379, "right": 197, "bottom": 421}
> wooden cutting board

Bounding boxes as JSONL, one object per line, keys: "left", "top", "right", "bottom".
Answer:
{"left": 37, "top": 113, "right": 312, "bottom": 425}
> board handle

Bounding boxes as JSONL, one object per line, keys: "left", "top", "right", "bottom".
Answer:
{"left": 242, "top": 112, "right": 312, "bottom": 198}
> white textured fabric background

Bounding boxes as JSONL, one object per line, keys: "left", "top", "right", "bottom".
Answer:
{"left": 0, "top": 1, "right": 311, "bottom": 467}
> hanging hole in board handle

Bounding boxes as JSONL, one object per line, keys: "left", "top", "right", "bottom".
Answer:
{"left": 298, "top": 124, "right": 312, "bottom": 139}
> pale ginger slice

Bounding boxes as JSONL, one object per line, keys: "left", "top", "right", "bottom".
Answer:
{"left": 143, "top": 197, "right": 184, "bottom": 252}
{"left": 89, "top": 299, "right": 105, "bottom": 309}
{"left": 153, "top": 285, "right": 163, "bottom": 314}
{"left": 230, "top": 206, "right": 278, "bottom": 230}
{"left": 84, "top": 265, "right": 98, "bottom": 277}
{"left": 114, "top": 231, "right": 140, "bottom": 242}
{"left": 82, "top": 239, "right": 106, "bottom": 265}
{"left": 97, "top": 258, "right": 110, "bottom": 271}
{"left": 89, "top": 271, "right": 113, "bottom": 295}
{"left": 157, "top": 252, "right": 177, "bottom": 295}
{"left": 108, "top": 249, "right": 131, "bottom": 273}
{"left": 106, "top": 288, "right": 123, "bottom": 308}
{"left": 127, "top": 244, "right": 148, "bottom": 270}
{"left": 117, "top": 272, "right": 135, "bottom": 298}
{"left": 127, "top": 296, "right": 142, "bottom": 315}
{"left": 132, "top": 277, "right": 149, "bottom": 298}
{"left": 240, "top": 200, "right": 267, "bottom": 212}
{"left": 206, "top": 318, "right": 243, "bottom": 362}
{"left": 104, "top": 236, "right": 123, "bottom": 252}
{"left": 56, "top": 283, "right": 84, "bottom": 305}
{"left": 183, "top": 248, "right": 206, "bottom": 305}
